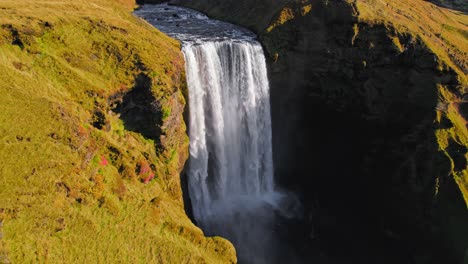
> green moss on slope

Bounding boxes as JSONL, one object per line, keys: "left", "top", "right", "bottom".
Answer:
{"left": 0, "top": 0, "right": 236, "bottom": 263}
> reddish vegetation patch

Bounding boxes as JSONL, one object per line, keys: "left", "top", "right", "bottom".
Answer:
{"left": 143, "top": 173, "right": 155, "bottom": 184}
{"left": 137, "top": 160, "right": 155, "bottom": 184}
{"left": 100, "top": 156, "right": 109, "bottom": 166}
{"left": 77, "top": 125, "right": 89, "bottom": 139}
{"left": 138, "top": 160, "right": 151, "bottom": 175}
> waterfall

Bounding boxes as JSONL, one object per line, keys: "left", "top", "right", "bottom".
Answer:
{"left": 184, "top": 40, "right": 274, "bottom": 219}
{"left": 184, "top": 41, "right": 282, "bottom": 262}
{"left": 135, "top": 5, "right": 300, "bottom": 263}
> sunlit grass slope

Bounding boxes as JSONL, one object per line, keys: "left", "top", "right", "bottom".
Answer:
{"left": 0, "top": 0, "right": 236, "bottom": 263}
{"left": 353, "top": 0, "right": 467, "bottom": 83}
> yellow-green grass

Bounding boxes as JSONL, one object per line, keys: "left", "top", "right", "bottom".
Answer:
{"left": 436, "top": 85, "right": 468, "bottom": 207}
{"left": 436, "top": 104, "right": 468, "bottom": 204}
{"left": 0, "top": 0, "right": 236, "bottom": 263}
{"left": 353, "top": 0, "right": 467, "bottom": 85}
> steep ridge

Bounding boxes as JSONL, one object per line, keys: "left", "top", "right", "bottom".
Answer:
{"left": 0, "top": 0, "right": 236, "bottom": 262}
{"left": 173, "top": 0, "right": 468, "bottom": 263}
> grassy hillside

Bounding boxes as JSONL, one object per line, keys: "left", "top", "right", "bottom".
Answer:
{"left": 0, "top": 0, "right": 236, "bottom": 263}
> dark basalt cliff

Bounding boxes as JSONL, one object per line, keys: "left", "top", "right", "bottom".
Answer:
{"left": 173, "top": 0, "right": 468, "bottom": 263}
{"left": 427, "top": 0, "right": 468, "bottom": 12}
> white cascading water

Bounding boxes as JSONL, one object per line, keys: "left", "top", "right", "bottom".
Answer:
{"left": 185, "top": 40, "right": 287, "bottom": 263}
{"left": 184, "top": 40, "right": 275, "bottom": 221}
{"left": 136, "top": 5, "right": 300, "bottom": 263}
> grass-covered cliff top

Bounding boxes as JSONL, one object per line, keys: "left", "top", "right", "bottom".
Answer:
{"left": 354, "top": 0, "right": 467, "bottom": 84}
{"left": 0, "top": 0, "right": 236, "bottom": 262}
{"left": 260, "top": 0, "right": 467, "bottom": 84}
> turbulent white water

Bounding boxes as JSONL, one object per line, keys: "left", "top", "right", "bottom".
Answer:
{"left": 184, "top": 40, "right": 275, "bottom": 220}
{"left": 136, "top": 5, "right": 300, "bottom": 263}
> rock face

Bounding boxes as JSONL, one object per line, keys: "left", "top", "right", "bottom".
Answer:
{"left": 136, "top": 0, "right": 168, "bottom": 4}
{"left": 427, "top": 0, "right": 468, "bottom": 12}
{"left": 173, "top": 0, "right": 468, "bottom": 263}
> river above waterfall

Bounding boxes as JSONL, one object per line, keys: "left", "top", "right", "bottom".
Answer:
{"left": 134, "top": 4, "right": 256, "bottom": 43}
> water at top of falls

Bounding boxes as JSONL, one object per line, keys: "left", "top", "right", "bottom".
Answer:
{"left": 136, "top": 4, "right": 301, "bottom": 264}
{"left": 134, "top": 3, "right": 256, "bottom": 43}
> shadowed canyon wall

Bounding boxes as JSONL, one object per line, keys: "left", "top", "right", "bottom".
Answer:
{"left": 172, "top": 0, "right": 468, "bottom": 263}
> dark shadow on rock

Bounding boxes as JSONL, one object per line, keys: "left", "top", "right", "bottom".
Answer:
{"left": 137, "top": 0, "right": 169, "bottom": 5}
{"left": 458, "top": 101, "right": 468, "bottom": 121}
{"left": 447, "top": 138, "right": 468, "bottom": 172}
{"left": 259, "top": 2, "right": 468, "bottom": 264}
{"left": 91, "top": 109, "right": 108, "bottom": 130}
{"left": 180, "top": 169, "right": 196, "bottom": 223}
{"left": 113, "top": 73, "right": 163, "bottom": 149}
{"left": 178, "top": 74, "right": 196, "bottom": 225}
{"left": 425, "top": 0, "right": 468, "bottom": 13}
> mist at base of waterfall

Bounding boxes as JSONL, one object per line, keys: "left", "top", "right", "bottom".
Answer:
{"left": 199, "top": 191, "right": 302, "bottom": 263}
